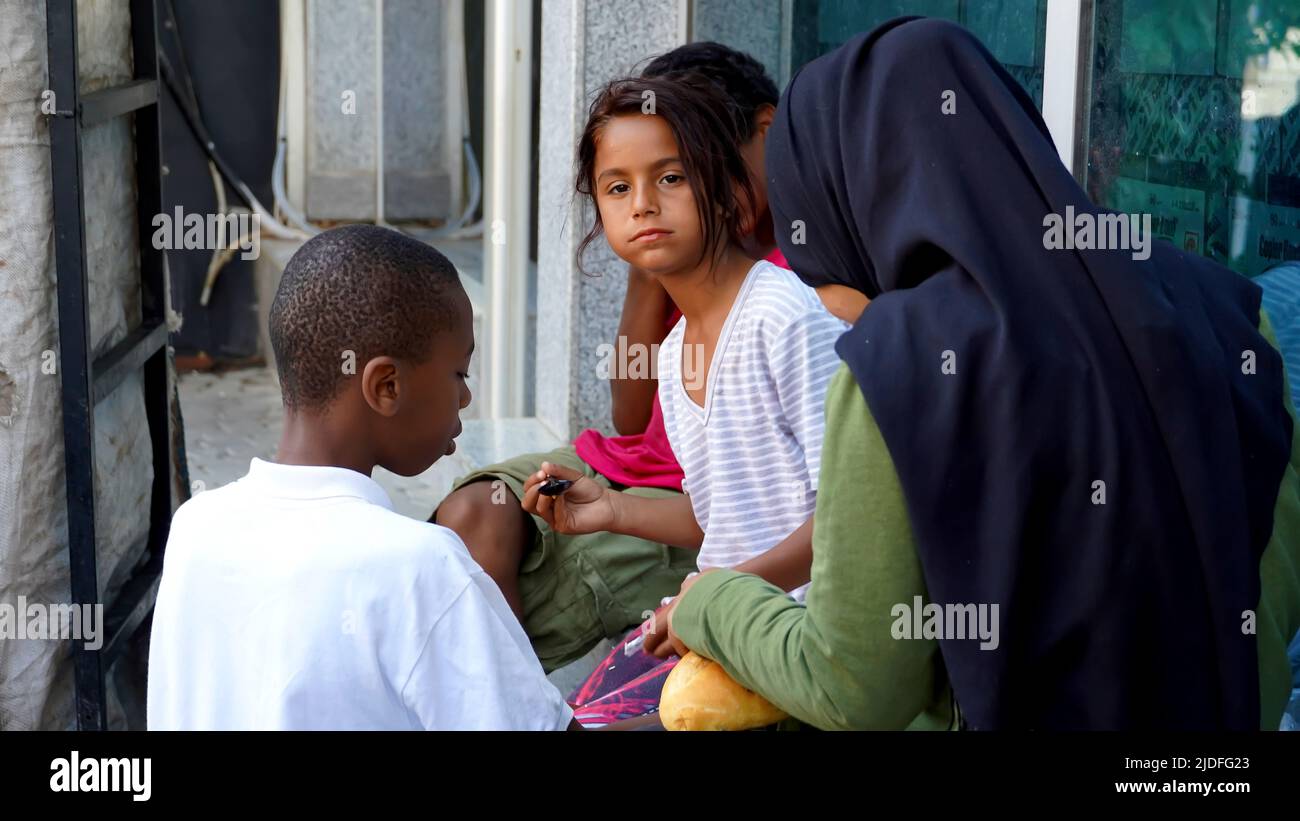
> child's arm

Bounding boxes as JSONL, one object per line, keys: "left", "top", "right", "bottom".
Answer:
{"left": 664, "top": 367, "right": 946, "bottom": 730}
{"left": 609, "top": 487, "right": 704, "bottom": 548}
{"left": 733, "top": 516, "right": 813, "bottom": 592}
{"left": 521, "top": 461, "right": 704, "bottom": 549}
{"left": 639, "top": 518, "right": 812, "bottom": 659}
{"left": 609, "top": 267, "right": 673, "bottom": 435}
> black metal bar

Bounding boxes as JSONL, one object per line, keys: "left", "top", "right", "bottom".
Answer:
{"left": 91, "top": 320, "right": 166, "bottom": 405}
{"left": 131, "top": 0, "right": 176, "bottom": 626}
{"left": 78, "top": 78, "right": 157, "bottom": 127}
{"left": 46, "top": 0, "right": 172, "bottom": 732}
{"left": 46, "top": 0, "right": 107, "bottom": 732}
{"left": 100, "top": 554, "right": 164, "bottom": 667}
{"left": 134, "top": 0, "right": 166, "bottom": 325}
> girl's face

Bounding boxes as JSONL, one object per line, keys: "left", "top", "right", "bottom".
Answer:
{"left": 592, "top": 113, "right": 706, "bottom": 275}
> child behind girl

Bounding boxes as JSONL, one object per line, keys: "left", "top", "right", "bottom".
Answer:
{"left": 434, "top": 44, "right": 786, "bottom": 680}
{"left": 522, "top": 73, "right": 846, "bottom": 725}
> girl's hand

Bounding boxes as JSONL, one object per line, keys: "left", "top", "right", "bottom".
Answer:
{"left": 637, "top": 602, "right": 675, "bottom": 659}
{"left": 646, "top": 570, "right": 717, "bottom": 659}
{"left": 657, "top": 599, "right": 690, "bottom": 660}
{"left": 521, "top": 462, "right": 617, "bottom": 535}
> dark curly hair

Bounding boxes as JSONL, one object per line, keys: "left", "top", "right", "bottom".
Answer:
{"left": 269, "top": 225, "right": 462, "bottom": 411}
{"left": 574, "top": 74, "right": 756, "bottom": 276}
{"left": 642, "top": 41, "right": 779, "bottom": 141}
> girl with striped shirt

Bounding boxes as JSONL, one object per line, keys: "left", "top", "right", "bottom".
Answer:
{"left": 521, "top": 72, "right": 845, "bottom": 722}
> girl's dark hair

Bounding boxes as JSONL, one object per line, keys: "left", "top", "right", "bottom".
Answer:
{"left": 642, "top": 41, "right": 779, "bottom": 141}
{"left": 574, "top": 74, "right": 756, "bottom": 275}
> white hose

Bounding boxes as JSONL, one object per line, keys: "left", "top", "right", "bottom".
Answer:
{"left": 272, "top": 0, "right": 320, "bottom": 237}
{"left": 272, "top": 132, "right": 318, "bottom": 236}
{"left": 243, "top": 182, "right": 313, "bottom": 241}
{"left": 424, "top": 0, "right": 482, "bottom": 239}
{"left": 199, "top": 160, "right": 228, "bottom": 305}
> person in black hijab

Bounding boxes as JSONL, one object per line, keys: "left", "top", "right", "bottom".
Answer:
{"left": 664, "top": 17, "right": 1300, "bottom": 729}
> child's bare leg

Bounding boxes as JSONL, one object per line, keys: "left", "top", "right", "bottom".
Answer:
{"left": 433, "top": 480, "right": 531, "bottom": 620}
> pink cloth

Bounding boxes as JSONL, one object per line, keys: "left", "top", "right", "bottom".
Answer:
{"left": 574, "top": 389, "right": 685, "bottom": 490}
{"left": 573, "top": 249, "right": 789, "bottom": 491}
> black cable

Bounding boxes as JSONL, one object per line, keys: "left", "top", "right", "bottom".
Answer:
{"left": 156, "top": 3, "right": 261, "bottom": 214}
{"left": 157, "top": 49, "right": 255, "bottom": 213}
{"left": 162, "top": 0, "right": 202, "bottom": 113}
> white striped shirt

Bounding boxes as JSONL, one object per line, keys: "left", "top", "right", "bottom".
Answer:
{"left": 658, "top": 260, "right": 848, "bottom": 600}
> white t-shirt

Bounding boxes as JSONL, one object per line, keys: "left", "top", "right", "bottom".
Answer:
{"left": 657, "top": 260, "right": 848, "bottom": 600}
{"left": 147, "top": 458, "right": 572, "bottom": 731}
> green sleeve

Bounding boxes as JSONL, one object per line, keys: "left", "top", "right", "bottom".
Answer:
{"left": 1255, "top": 309, "right": 1300, "bottom": 729}
{"left": 673, "top": 364, "right": 951, "bottom": 730}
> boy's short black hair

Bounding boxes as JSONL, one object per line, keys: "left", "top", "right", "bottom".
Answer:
{"left": 269, "top": 225, "right": 462, "bottom": 412}
{"left": 642, "top": 41, "right": 779, "bottom": 140}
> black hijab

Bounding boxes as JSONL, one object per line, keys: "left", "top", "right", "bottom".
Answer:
{"left": 767, "top": 17, "right": 1293, "bottom": 729}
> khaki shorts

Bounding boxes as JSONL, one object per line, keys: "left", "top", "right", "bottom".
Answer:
{"left": 443, "top": 445, "right": 698, "bottom": 673}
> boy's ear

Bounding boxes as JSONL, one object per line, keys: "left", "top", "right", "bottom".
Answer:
{"left": 360, "top": 356, "right": 402, "bottom": 416}
{"left": 754, "top": 103, "right": 776, "bottom": 138}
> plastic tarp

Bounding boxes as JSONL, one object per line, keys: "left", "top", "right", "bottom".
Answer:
{"left": 0, "top": 0, "right": 155, "bottom": 730}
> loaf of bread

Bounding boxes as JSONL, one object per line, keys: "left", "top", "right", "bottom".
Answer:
{"left": 659, "top": 652, "right": 788, "bottom": 731}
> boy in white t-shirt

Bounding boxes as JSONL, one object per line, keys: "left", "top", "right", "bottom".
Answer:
{"left": 147, "top": 225, "right": 573, "bottom": 731}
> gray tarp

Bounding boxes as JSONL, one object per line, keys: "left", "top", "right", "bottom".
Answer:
{"left": 1, "top": 0, "right": 156, "bottom": 729}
